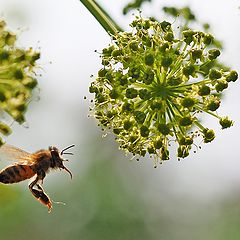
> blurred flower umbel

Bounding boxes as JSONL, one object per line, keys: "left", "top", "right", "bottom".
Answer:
{"left": 0, "top": 19, "right": 40, "bottom": 145}
{"left": 89, "top": 16, "right": 238, "bottom": 166}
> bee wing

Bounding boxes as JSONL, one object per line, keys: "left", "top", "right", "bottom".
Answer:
{"left": 0, "top": 144, "right": 34, "bottom": 164}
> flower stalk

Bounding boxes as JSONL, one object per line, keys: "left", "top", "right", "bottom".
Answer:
{"left": 79, "top": 0, "right": 122, "bottom": 35}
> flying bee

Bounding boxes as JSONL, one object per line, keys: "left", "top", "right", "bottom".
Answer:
{"left": 0, "top": 144, "right": 74, "bottom": 212}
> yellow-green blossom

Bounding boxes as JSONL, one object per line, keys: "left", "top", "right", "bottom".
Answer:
{"left": 0, "top": 19, "right": 40, "bottom": 145}
{"left": 90, "top": 17, "right": 237, "bottom": 165}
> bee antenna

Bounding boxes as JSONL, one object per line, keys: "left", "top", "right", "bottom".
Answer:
{"left": 62, "top": 152, "right": 73, "bottom": 155}
{"left": 61, "top": 144, "right": 75, "bottom": 155}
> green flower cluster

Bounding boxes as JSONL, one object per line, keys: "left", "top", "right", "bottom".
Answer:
{"left": 0, "top": 19, "right": 40, "bottom": 145}
{"left": 90, "top": 17, "right": 238, "bottom": 165}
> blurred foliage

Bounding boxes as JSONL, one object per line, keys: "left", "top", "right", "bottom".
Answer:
{"left": 123, "top": 0, "right": 152, "bottom": 15}
{"left": 0, "top": 19, "right": 40, "bottom": 145}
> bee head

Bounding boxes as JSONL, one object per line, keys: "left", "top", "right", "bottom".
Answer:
{"left": 49, "top": 145, "right": 75, "bottom": 179}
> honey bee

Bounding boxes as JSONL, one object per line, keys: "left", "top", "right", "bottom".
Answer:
{"left": 0, "top": 144, "right": 74, "bottom": 212}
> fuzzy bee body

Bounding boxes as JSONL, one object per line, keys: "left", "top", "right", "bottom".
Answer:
{"left": 0, "top": 144, "right": 74, "bottom": 212}
{"left": 0, "top": 164, "right": 35, "bottom": 184}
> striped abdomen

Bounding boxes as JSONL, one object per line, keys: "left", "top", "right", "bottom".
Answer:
{"left": 0, "top": 164, "right": 35, "bottom": 184}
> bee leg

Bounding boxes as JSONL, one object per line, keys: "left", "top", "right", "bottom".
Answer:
{"left": 31, "top": 185, "right": 52, "bottom": 213}
{"left": 28, "top": 171, "right": 52, "bottom": 212}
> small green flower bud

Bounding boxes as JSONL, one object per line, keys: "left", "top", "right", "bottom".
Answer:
{"left": 112, "top": 49, "right": 122, "bottom": 57}
{"left": 129, "top": 135, "right": 138, "bottom": 143}
{"left": 139, "top": 89, "right": 151, "bottom": 100}
{"left": 153, "top": 137, "right": 163, "bottom": 149}
{"left": 143, "top": 70, "right": 154, "bottom": 85}
{"left": 89, "top": 84, "right": 98, "bottom": 93}
{"left": 98, "top": 68, "right": 107, "bottom": 77}
{"left": 168, "top": 76, "right": 182, "bottom": 86}
{"left": 0, "top": 122, "right": 12, "bottom": 135}
{"left": 134, "top": 111, "right": 146, "bottom": 124}
{"left": 113, "top": 128, "right": 121, "bottom": 135}
{"left": 8, "top": 98, "right": 26, "bottom": 112}
{"left": 161, "top": 147, "right": 169, "bottom": 160}
{"left": 150, "top": 100, "right": 163, "bottom": 110}
{"left": 105, "top": 72, "right": 113, "bottom": 81}
{"left": 198, "top": 85, "right": 210, "bottom": 96}
{"left": 145, "top": 53, "right": 154, "bottom": 66}
{"left": 161, "top": 57, "right": 173, "bottom": 68}
{"left": 109, "top": 89, "right": 119, "bottom": 99}
{"left": 177, "top": 145, "right": 189, "bottom": 158}
{"left": 22, "top": 77, "right": 37, "bottom": 89}
{"left": 27, "top": 51, "right": 40, "bottom": 65}
{"left": 5, "top": 32, "right": 16, "bottom": 46}
{"left": 191, "top": 49, "right": 203, "bottom": 61}
{"left": 139, "top": 149, "right": 146, "bottom": 157}
{"left": 119, "top": 75, "right": 128, "bottom": 85}
{"left": 129, "top": 41, "right": 138, "bottom": 51}
{"left": 10, "top": 110, "right": 25, "bottom": 124}
{"left": 203, "top": 34, "right": 214, "bottom": 45}
{"left": 106, "top": 110, "right": 115, "bottom": 118}
{"left": 143, "top": 20, "right": 151, "bottom": 29}
{"left": 179, "top": 116, "right": 193, "bottom": 126}
{"left": 100, "top": 119, "right": 109, "bottom": 126}
{"left": 206, "top": 97, "right": 220, "bottom": 111}
{"left": 160, "top": 21, "right": 171, "bottom": 32}
{"left": 123, "top": 120, "right": 133, "bottom": 130}
{"left": 14, "top": 69, "right": 24, "bottom": 80}
{"left": 140, "top": 125, "right": 150, "bottom": 137}
{"left": 95, "top": 93, "right": 105, "bottom": 103}
{"left": 208, "top": 49, "right": 221, "bottom": 60}
{"left": 182, "top": 65, "right": 195, "bottom": 77}
{"left": 164, "top": 32, "right": 174, "bottom": 42}
{"left": 209, "top": 69, "right": 222, "bottom": 80}
{"left": 159, "top": 42, "right": 170, "bottom": 53}
{"left": 101, "top": 58, "right": 109, "bottom": 66}
{"left": 226, "top": 71, "right": 238, "bottom": 82}
{"left": 181, "top": 97, "right": 196, "bottom": 108}
{"left": 158, "top": 123, "right": 171, "bottom": 135}
{"left": 219, "top": 117, "right": 233, "bottom": 129}
{"left": 202, "top": 129, "right": 215, "bottom": 143}
{"left": 126, "top": 88, "right": 138, "bottom": 99}
{"left": 122, "top": 101, "right": 134, "bottom": 112}
{"left": 179, "top": 136, "right": 193, "bottom": 145}
{"left": 129, "top": 67, "right": 140, "bottom": 79}
{"left": 183, "top": 30, "right": 194, "bottom": 45}
{"left": 147, "top": 146, "right": 155, "bottom": 154}
{"left": 215, "top": 80, "right": 228, "bottom": 92}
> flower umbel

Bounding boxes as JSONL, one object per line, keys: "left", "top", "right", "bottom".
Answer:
{"left": 90, "top": 17, "right": 237, "bottom": 165}
{"left": 0, "top": 19, "right": 40, "bottom": 145}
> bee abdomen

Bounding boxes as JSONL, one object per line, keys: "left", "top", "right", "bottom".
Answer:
{"left": 0, "top": 165, "right": 35, "bottom": 184}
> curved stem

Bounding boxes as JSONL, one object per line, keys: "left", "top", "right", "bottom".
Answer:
{"left": 80, "top": 0, "right": 123, "bottom": 35}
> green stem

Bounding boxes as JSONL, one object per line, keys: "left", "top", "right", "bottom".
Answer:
{"left": 194, "top": 121, "right": 205, "bottom": 131}
{"left": 79, "top": 0, "right": 123, "bottom": 35}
